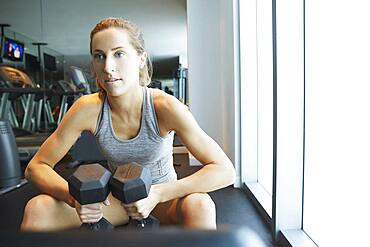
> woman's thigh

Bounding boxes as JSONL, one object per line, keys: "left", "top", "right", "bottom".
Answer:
{"left": 103, "top": 193, "right": 129, "bottom": 225}
{"left": 151, "top": 192, "right": 216, "bottom": 228}
{"left": 22, "top": 193, "right": 128, "bottom": 231}
{"left": 151, "top": 198, "right": 181, "bottom": 226}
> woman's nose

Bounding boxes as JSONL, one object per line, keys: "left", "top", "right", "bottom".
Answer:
{"left": 104, "top": 56, "right": 116, "bottom": 73}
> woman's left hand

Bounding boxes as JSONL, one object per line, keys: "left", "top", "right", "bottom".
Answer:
{"left": 121, "top": 184, "right": 161, "bottom": 220}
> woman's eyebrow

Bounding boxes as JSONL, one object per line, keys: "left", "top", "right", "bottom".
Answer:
{"left": 93, "top": 47, "right": 127, "bottom": 53}
{"left": 111, "top": 46, "right": 127, "bottom": 51}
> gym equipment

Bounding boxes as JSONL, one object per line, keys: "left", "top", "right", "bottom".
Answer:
{"left": 0, "top": 66, "right": 35, "bottom": 131}
{"left": 70, "top": 66, "right": 92, "bottom": 94}
{"left": 109, "top": 162, "right": 160, "bottom": 229}
{"left": 53, "top": 67, "right": 92, "bottom": 125}
{"left": 17, "top": 145, "right": 39, "bottom": 163}
{"left": 148, "top": 80, "right": 162, "bottom": 90}
{"left": 174, "top": 64, "right": 188, "bottom": 105}
{"left": 0, "top": 227, "right": 257, "bottom": 247}
{"left": 0, "top": 119, "right": 27, "bottom": 195}
{"left": 0, "top": 119, "right": 22, "bottom": 187}
{"left": 67, "top": 163, "right": 114, "bottom": 231}
{"left": 53, "top": 80, "right": 80, "bottom": 124}
{"left": 0, "top": 66, "right": 54, "bottom": 133}
{"left": 0, "top": 66, "right": 52, "bottom": 163}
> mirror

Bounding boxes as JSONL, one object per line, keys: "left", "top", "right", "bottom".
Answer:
{"left": 0, "top": 0, "right": 188, "bottom": 136}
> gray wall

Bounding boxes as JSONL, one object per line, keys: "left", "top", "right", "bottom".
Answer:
{"left": 187, "top": 0, "right": 239, "bottom": 177}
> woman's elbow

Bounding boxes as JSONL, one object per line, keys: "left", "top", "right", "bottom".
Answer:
{"left": 224, "top": 162, "right": 236, "bottom": 186}
{"left": 24, "top": 162, "right": 35, "bottom": 181}
{"left": 229, "top": 167, "right": 236, "bottom": 185}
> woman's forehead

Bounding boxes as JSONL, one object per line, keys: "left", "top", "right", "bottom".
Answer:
{"left": 91, "top": 27, "right": 133, "bottom": 51}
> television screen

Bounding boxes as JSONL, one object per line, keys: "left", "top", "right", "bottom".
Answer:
{"left": 2, "top": 37, "right": 24, "bottom": 62}
{"left": 43, "top": 53, "right": 57, "bottom": 71}
{"left": 25, "top": 53, "right": 39, "bottom": 73}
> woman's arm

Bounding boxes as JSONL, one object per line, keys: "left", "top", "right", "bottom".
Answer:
{"left": 153, "top": 91, "right": 236, "bottom": 203}
{"left": 25, "top": 95, "right": 101, "bottom": 206}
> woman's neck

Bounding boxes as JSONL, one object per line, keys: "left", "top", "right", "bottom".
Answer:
{"left": 107, "top": 85, "right": 143, "bottom": 118}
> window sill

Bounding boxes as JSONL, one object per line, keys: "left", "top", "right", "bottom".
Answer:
{"left": 280, "top": 229, "right": 318, "bottom": 247}
{"left": 243, "top": 182, "right": 272, "bottom": 225}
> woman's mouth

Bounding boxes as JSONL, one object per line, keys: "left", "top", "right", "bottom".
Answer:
{"left": 104, "top": 78, "right": 122, "bottom": 84}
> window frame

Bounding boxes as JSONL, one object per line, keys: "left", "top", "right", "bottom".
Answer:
{"left": 239, "top": 0, "right": 317, "bottom": 246}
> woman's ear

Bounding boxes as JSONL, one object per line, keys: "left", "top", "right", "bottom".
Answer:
{"left": 139, "top": 52, "right": 148, "bottom": 69}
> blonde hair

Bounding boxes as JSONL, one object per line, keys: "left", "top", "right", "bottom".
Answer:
{"left": 90, "top": 17, "right": 153, "bottom": 87}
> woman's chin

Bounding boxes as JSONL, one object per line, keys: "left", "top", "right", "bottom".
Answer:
{"left": 105, "top": 87, "right": 128, "bottom": 97}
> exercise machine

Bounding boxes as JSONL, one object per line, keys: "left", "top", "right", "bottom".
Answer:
{"left": 0, "top": 119, "right": 27, "bottom": 195}
{"left": 0, "top": 66, "right": 54, "bottom": 134}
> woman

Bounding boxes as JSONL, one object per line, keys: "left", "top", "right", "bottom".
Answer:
{"left": 21, "top": 17, "right": 235, "bottom": 231}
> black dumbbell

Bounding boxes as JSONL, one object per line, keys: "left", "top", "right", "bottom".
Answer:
{"left": 109, "top": 162, "right": 160, "bottom": 229}
{"left": 67, "top": 163, "right": 114, "bottom": 231}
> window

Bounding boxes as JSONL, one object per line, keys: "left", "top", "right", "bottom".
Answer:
{"left": 256, "top": 0, "right": 273, "bottom": 197}
{"left": 240, "top": 0, "right": 370, "bottom": 246}
{"left": 240, "top": 0, "right": 273, "bottom": 219}
{"left": 304, "top": 0, "right": 370, "bottom": 245}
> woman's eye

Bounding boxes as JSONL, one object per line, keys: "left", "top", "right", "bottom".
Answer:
{"left": 115, "top": 51, "right": 125, "bottom": 58}
{"left": 94, "top": 53, "right": 105, "bottom": 60}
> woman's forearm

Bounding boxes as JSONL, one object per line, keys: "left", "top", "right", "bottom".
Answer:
{"left": 25, "top": 163, "right": 74, "bottom": 206}
{"left": 154, "top": 163, "right": 235, "bottom": 203}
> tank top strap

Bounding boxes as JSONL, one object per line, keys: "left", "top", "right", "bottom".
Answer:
{"left": 94, "top": 93, "right": 109, "bottom": 137}
{"left": 142, "top": 87, "right": 164, "bottom": 139}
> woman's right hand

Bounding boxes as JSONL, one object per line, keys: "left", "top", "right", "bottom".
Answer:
{"left": 74, "top": 198, "right": 110, "bottom": 224}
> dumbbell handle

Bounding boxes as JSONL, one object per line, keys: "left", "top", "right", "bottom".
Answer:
{"left": 128, "top": 215, "right": 159, "bottom": 229}
{"left": 127, "top": 217, "right": 146, "bottom": 228}
{"left": 135, "top": 219, "right": 146, "bottom": 228}
{"left": 80, "top": 217, "right": 114, "bottom": 231}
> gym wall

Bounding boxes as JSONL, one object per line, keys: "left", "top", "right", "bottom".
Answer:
{"left": 187, "top": 0, "right": 239, "bottom": 183}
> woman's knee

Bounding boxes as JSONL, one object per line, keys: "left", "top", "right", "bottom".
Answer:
{"left": 180, "top": 193, "right": 216, "bottom": 222}
{"left": 21, "top": 194, "right": 59, "bottom": 231}
{"left": 24, "top": 195, "right": 57, "bottom": 217}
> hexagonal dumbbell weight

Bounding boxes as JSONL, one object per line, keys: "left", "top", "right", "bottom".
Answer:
{"left": 109, "top": 162, "right": 160, "bottom": 229}
{"left": 67, "top": 163, "right": 114, "bottom": 231}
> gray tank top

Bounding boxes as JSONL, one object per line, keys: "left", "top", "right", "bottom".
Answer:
{"left": 93, "top": 87, "right": 177, "bottom": 184}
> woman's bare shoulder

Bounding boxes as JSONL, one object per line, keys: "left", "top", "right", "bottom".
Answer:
{"left": 61, "top": 93, "right": 104, "bottom": 132}
{"left": 151, "top": 88, "right": 188, "bottom": 131}
{"left": 152, "top": 88, "right": 182, "bottom": 111}
{"left": 73, "top": 93, "right": 103, "bottom": 113}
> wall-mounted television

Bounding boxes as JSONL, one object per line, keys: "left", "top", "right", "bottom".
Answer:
{"left": 25, "top": 53, "right": 39, "bottom": 73}
{"left": 2, "top": 37, "right": 24, "bottom": 62}
{"left": 43, "top": 53, "right": 57, "bottom": 71}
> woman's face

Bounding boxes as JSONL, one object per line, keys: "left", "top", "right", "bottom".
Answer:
{"left": 91, "top": 27, "right": 146, "bottom": 96}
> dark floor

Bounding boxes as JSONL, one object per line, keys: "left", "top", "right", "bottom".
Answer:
{"left": 0, "top": 153, "right": 276, "bottom": 246}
